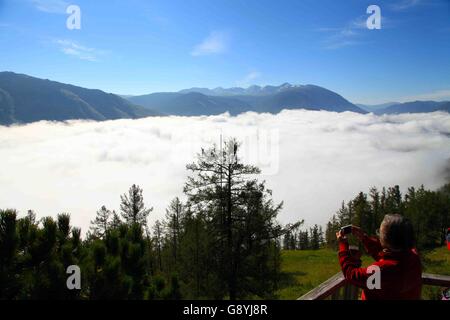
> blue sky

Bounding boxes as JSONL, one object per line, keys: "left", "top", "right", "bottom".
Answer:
{"left": 0, "top": 0, "right": 449, "bottom": 104}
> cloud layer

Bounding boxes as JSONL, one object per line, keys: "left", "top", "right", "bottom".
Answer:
{"left": 1, "top": 110, "right": 449, "bottom": 234}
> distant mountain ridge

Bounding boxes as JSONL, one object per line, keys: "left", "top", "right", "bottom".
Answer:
{"left": 0, "top": 72, "right": 159, "bottom": 125}
{"left": 374, "top": 101, "right": 450, "bottom": 114}
{"left": 179, "top": 82, "right": 300, "bottom": 96}
{"left": 129, "top": 84, "right": 367, "bottom": 115}
{"left": 356, "top": 102, "right": 400, "bottom": 113}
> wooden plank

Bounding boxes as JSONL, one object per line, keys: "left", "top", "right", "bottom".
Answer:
{"left": 422, "top": 273, "right": 450, "bottom": 287}
{"left": 297, "top": 272, "right": 346, "bottom": 300}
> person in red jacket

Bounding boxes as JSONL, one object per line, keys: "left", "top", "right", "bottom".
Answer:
{"left": 336, "top": 214, "right": 422, "bottom": 300}
{"left": 446, "top": 228, "right": 450, "bottom": 250}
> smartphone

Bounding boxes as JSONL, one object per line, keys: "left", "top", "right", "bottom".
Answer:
{"left": 341, "top": 225, "right": 353, "bottom": 235}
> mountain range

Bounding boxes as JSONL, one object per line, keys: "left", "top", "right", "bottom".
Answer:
{"left": 179, "top": 82, "right": 304, "bottom": 96}
{"left": 127, "top": 84, "right": 366, "bottom": 116}
{"left": 1, "top": 71, "right": 449, "bottom": 125}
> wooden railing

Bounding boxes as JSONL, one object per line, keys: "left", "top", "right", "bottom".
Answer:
{"left": 298, "top": 272, "right": 450, "bottom": 300}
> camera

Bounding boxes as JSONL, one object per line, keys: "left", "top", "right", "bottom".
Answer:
{"left": 340, "top": 225, "right": 353, "bottom": 235}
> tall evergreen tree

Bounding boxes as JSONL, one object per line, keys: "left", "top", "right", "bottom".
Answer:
{"left": 89, "top": 206, "right": 112, "bottom": 238}
{"left": 120, "top": 184, "right": 153, "bottom": 226}
{"left": 153, "top": 220, "right": 163, "bottom": 272}
{"left": 184, "top": 138, "right": 283, "bottom": 300}
{"left": 164, "top": 197, "right": 184, "bottom": 267}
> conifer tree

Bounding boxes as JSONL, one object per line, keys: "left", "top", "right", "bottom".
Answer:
{"left": 120, "top": 184, "right": 153, "bottom": 226}
{"left": 89, "top": 206, "right": 111, "bottom": 238}
{"left": 184, "top": 138, "right": 284, "bottom": 300}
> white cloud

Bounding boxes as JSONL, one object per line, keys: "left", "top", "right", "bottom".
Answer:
{"left": 0, "top": 110, "right": 449, "bottom": 234}
{"left": 191, "top": 31, "right": 229, "bottom": 56}
{"left": 56, "top": 40, "right": 106, "bottom": 62}
{"left": 318, "top": 15, "right": 394, "bottom": 50}
{"left": 31, "top": 0, "right": 68, "bottom": 14}
{"left": 318, "top": 16, "right": 368, "bottom": 49}
{"left": 236, "top": 71, "right": 262, "bottom": 87}
{"left": 390, "top": 0, "right": 422, "bottom": 11}
{"left": 399, "top": 89, "right": 450, "bottom": 102}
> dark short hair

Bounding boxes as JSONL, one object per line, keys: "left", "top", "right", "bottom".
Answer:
{"left": 380, "top": 214, "right": 415, "bottom": 250}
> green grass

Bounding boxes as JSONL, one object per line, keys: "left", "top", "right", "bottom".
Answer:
{"left": 421, "top": 246, "right": 450, "bottom": 275}
{"left": 420, "top": 246, "right": 450, "bottom": 300}
{"left": 277, "top": 247, "right": 450, "bottom": 300}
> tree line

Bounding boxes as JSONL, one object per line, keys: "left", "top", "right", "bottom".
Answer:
{"left": 282, "top": 223, "right": 325, "bottom": 250}
{"left": 0, "top": 139, "right": 302, "bottom": 300}
{"left": 325, "top": 184, "right": 450, "bottom": 250}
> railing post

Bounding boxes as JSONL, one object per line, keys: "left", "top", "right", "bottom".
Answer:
{"left": 330, "top": 288, "right": 340, "bottom": 300}
{"left": 343, "top": 282, "right": 359, "bottom": 300}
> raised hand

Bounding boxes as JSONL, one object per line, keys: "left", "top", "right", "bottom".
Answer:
{"left": 336, "top": 230, "right": 346, "bottom": 242}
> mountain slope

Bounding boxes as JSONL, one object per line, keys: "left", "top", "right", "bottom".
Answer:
{"left": 0, "top": 72, "right": 159, "bottom": 125}
{"left": 130, "top": 84, "right": 366, "bottom": 115}
{"left": 128, "top": 92, "right": 253, "bottom": 116}
{"left": 376, "top": 101, "right": 450, "bottom": 114}
{"left": 356, "top": 102, "right": 400, "bottom": 113}
{"left": 247, "top": 85, "right": 366, "bottom": 113}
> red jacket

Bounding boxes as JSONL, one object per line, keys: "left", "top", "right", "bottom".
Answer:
{"left": 447, "top": 228, "right": 450, "bottom": 250}
{"left": 338, "top": 236, "right": 422, "bottom": 300}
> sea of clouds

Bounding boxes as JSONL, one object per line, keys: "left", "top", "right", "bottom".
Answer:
{"left": 1, "top": 109, "right": 450, "bottom": 234}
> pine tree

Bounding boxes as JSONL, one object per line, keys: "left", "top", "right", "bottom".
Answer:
{"left": 153, "top": 220, "right": 163, "bottom": 272}
{"left": 164, "top": 197, "right": 184, "bottom": 267}
{"left": 283, "top": 231, "right": 291, "bottom": 250}
{"left": 120, "top": 185, "right": 153, "bottom": 226}
{"left": 89, "top": 206, "right": 111, "bottom": 238}
{"left": 0, "top": 209, "right": 19, "bottom": 299}
{"left": 184, "top": 138, "right": 283, "bottom": 299}
{"left": 369, "top": 187, "right": 381, "bottom": 235}
{"left": 309, "top": 225, "right": 320, "bottom": 250}
{"left": 318, "top": 225, "right": 324, "bottom": 247}
{"left": 110, "top": 210, "right": 122, "bottom": 229}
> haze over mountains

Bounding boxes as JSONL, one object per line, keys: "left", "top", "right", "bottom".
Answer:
{"left": 0, "top": 71, "right": 449, "bottom": 125}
